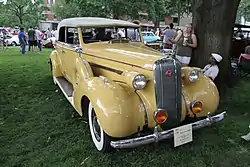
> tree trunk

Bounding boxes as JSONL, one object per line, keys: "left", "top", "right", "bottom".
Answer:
{"left": 154, "top": 20, "right": 160, "bottom": 30}
{"left": 177, "top": 11, "right": 181, "bottom": 26}
{"left": 190, "top": 0, "right": 241, "bottom": 94}
{"left": 17, "top": 15, "right": 23, "bottom": 26}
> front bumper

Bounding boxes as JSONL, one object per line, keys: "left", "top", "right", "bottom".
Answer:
{"left": 110, "top": 111, "right": 226, "bottom": 149}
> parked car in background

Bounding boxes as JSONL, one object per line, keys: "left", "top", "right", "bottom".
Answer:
{"left": 42, "top": 37, "right": 56, "bottom": 48}
{"left": 49, "top": 17, "right": 226, "bottom": 152}
{"left": 142, "top": 31, "right": 160, "bottom": 43}
{"left": 6, "top": 35, "right": 20, "bottom": 46}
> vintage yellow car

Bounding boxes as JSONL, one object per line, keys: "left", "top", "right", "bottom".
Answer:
{"left": 49, "top": 17, "right": 226, "bottom": 152}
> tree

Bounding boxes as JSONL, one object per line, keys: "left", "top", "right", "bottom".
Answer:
{"left": 165, "top": 0, "right": 192, "bottom": 25}
{"left": 0, "top": 1, "right": 18, "bottom": 26}
{"left": 5, "top": 0, "right": 46, "bottom": 26}
{"left": 53, "top": 0, "right": 82, "bottom": 19}
{"left": 191, "top": 0, "right": 241, "bottom": 93}
{"left": 59, "top": 0, "right": 147, "bottom": 20}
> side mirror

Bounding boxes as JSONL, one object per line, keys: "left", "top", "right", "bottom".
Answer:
{"left": 75, "top": 45, "right": 82, "bottom": 53}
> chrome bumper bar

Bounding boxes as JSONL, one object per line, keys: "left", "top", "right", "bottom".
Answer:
{"left": 110, "top": 111, "right": 226, "bottom": 149}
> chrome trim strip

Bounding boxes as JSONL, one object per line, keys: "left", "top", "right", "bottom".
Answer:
{"left": 173, "top": 58, "right": 178, "bottom": 119}
{"left": 160, "top": 63, "right": 164, "bottom": 106}
{"left": 110, "top": 111, "right": 226, "bottom": 149}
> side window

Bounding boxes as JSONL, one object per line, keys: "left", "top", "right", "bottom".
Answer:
{"left": 149, "top": 33, "right": 154, "bottom": 36}
{"left": 58, "top": 27, "right": 65, "bottom": 42}
{"left": 66, "top": 27, "right": 79, "bottom": 45}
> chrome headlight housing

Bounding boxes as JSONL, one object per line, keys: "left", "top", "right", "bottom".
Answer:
{"left": 132, "top": 74, "right": 147, "bottom": 90}
{"left": 188, "top": 70, "right": 199, "bottom": 83}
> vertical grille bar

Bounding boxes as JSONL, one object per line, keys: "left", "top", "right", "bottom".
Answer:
{"left": 153, "top": 57, "right": 182, "bottom": 129}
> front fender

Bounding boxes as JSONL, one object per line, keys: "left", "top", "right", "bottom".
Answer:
{"left": 74, "top": 77, "right": 145, "bottom": 138}
{"left": 182, "top": 67, "right": 219, "bottom": 117}
{"left": 50, "top": 50, "right": 63, "bottom": 77}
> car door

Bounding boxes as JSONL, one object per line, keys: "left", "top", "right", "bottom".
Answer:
{"left": 55, "top": 26, "right": 67, "bottom": 76}
{"left": 148, "top": 32, "right": 157, "bottom": 42}
{"left": 142, "top": 32, "right": 150, "bottom": 42}
{"left": 62, "top": 27, "right": 80, "bottom": 83}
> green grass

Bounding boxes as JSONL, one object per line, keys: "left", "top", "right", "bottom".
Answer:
{"left": 0, "top": 47, "right": 250, "bottom": 167}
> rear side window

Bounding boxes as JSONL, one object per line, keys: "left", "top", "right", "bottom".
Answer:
{"left": 58, "top": 27, "right": 79, "bottom": 45}
{"left": 66, "top": 27, "right": 79, "bottom": 45}
{"left": 58, "top": 27, "right": 65, "bottom": 42}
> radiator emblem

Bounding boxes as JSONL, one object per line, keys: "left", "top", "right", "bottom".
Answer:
{"left": 165, "top": 69, "right": 173, "bottom": 77}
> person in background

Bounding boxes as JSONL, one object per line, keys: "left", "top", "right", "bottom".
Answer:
{"left": 0, "top": 29, "right": 3, "bottom": 48}
{"left": 35, "top": 27, "right": 42, "bottom": 52}
{"left": 41, "top": 31, "right": 46, "bottom": 40}
{"left": 163, "top": 23, "right": 176, "bottom": 49}
{"left": 238, "top": 45, "right": 250, "bottom": 64}
{"left": 52, "top": 28, "right": 57, "bottom": 37}
{"left": 46, "top": 28, "right": 52, "bottom": 38}
{"left": 155, "top": 28, "right": 160, "bottom": 37}
{"left": 202, "top": 53, "right": 223, "bottom": 81}
{"left": 28, "top": 26, "right": 36, "bottom": 52}
{"left": 18, "top": 27, "right": 27, "bottom": 55}
{"left": 169, "top": 23, "right": 197, "bottom": 66}
{"left": 2, "top": 29, "right": 8, "bottom": 49}
{"left": 127, "top": 20, "right": 140, "bottom": 41}
{"left": 117, "top": 28, "right": 125, "bottom": 38}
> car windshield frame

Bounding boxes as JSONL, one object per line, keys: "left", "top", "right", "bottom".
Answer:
{"left": 80, "top": 26, "right": 142, "bottom": 44}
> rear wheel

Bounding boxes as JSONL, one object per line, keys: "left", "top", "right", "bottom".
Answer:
{"left": 88, "top": 102, "right": 113, "bottom": 152}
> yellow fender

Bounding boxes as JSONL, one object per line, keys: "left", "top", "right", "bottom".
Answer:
{"left": 50, "top": 50, "right": 63, "bottom": 77}
{"left": 73, "top": 77, "right": 145, "bottom": 138}
{"left": 182, "top": 67, "right": 220, "bottom": 117}
{"left": 72, "top": 57, "right": 94, "bottom": 88}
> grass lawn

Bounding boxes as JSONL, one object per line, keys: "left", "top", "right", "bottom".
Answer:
{"left": 0, "top": 47, "right": 250, "bottom": 167}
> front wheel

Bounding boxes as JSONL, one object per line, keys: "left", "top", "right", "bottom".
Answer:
{"left": 88, "top": 102, "right": 113, "bottom": 152}
{"left": 11, "top": 42, "right": 17, "bottom": 46}
{"left": 49, "top": 59, "right": 57, "bottom": 85}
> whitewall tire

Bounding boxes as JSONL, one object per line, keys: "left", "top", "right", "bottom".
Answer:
{"left": 88, "top": 102, "right": 112, "bottom": 152}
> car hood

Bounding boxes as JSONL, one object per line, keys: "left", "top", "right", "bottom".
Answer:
{"left": 84, "top": 42, "right": 163, "bottom": 70}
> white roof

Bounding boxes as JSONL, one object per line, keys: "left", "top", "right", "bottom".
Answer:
{"left": 58, "top": 17, "right": 140, "bottom": 29}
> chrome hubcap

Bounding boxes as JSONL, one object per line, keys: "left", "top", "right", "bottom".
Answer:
{"left": 92, "top": 110, "right": 101, "bottom": 142}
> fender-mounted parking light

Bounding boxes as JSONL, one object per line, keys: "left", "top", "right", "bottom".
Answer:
{"left": 154, "top": 109, "right": 168, "bottom": 124}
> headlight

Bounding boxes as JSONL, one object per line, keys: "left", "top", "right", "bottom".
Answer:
{"left": 188, "top": 70, "right": 199, "bottom": 82}
{"left": 132, "top": 74, "right": 147, "bottom": 90}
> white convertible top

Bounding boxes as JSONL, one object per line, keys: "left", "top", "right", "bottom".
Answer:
{"left": 58, "top": 17, "right": 140, "bottom": 29}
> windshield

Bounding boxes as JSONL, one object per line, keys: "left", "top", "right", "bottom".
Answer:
{"left": 82, "top": 27, "right": 141, "bottom": 44}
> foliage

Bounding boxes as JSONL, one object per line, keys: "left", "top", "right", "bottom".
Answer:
{"left": 0, "top": 48, "right": 250, "bottom": 166}
{"left": 0, "top": 2, "right": 18, "bottom": 26}
{"left": 237, "top": 0, "right": 250, "bottom": 23}
{"left": 53, "top": 0, "right": 81, "bottom": 19}
{"left": 2, "top": 0, "right": 47, "bottom": 27}
{"left": 53, "top": 0, "right": 191, "bottom": 25}
{"left": 165, "top": 0, "right": 192, "bottom": 24}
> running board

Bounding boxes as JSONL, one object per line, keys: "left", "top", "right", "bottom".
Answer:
{"left": 54, "top": 76, "right": 74, "bottom": 105}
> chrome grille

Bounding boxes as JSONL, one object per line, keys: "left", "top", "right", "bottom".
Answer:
{"left": 153, "top": 57, "right": 182, "bottom": 129}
